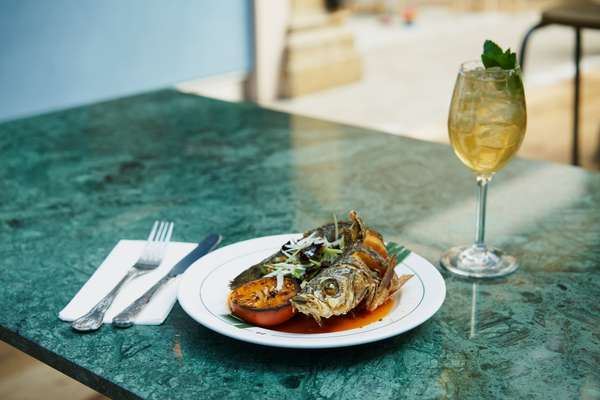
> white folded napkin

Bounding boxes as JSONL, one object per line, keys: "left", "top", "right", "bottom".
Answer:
{"left": 59, "top": 240, "right": 197, "bottom": 325}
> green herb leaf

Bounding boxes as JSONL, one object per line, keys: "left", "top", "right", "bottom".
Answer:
{"left": 481, "top": 40, "right": 517, "bottom": 70}
{"left": 220, "top": 314, "right": 254, "bottom": 329}
{"left": 385, "top": 242, "right": 412, "bottom": 264}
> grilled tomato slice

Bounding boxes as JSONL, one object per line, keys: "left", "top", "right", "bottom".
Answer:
{"left": 227, "top": 277, "right": 299, "bottom": 327}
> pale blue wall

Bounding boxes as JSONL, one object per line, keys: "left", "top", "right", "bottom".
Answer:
{"left": 0, "top": 0, "right": 253, "bottom": 122}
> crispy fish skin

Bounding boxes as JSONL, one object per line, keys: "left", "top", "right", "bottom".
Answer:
{"left": 229, "top": 251, "right": 285, "bottom": 290}
{"left": 291, "top": 248, "right": 413, "bottom": 324}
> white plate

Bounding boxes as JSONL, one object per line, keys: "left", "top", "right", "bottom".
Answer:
{"left": 177, "top": 234, "right": 446, "bottom": 349}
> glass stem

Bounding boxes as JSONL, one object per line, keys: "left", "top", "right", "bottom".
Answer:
{"left": 475, "top": 176, "right": 489, "bottom": 248}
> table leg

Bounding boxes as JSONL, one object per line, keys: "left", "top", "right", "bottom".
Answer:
{"left": 573, "top": 27, "right": 582, "bottom": 166}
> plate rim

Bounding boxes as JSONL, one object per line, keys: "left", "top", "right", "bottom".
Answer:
{"left": 177, "top": 234, "right": 446, "bottom": 349}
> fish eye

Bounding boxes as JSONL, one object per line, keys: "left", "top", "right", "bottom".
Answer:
{"left": 321, "top": 279, "right": 339, "bottom": 297}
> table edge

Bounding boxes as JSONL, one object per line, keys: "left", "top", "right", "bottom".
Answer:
{"left": 0, "top": 325, "right": 142, "bottom": 400}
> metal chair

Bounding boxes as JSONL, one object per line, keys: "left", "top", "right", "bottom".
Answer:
{"left": 519, "top": 0, "right": 600, "bottom": 166}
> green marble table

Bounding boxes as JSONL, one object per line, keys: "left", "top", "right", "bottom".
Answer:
{"left": 1, "top": 90, "right": 599, "bottom": 399}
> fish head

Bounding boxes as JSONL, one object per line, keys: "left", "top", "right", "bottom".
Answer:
{"left": 291, "top": 264, "right": 371, "bottom": 323}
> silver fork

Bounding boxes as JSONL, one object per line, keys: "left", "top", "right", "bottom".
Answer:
{"left": 72, "top": 220, "right": 174, "bottom": 332}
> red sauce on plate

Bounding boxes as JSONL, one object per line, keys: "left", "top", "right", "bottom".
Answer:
{"left": 272, "top": 299, "right": 395, "bottom": 334}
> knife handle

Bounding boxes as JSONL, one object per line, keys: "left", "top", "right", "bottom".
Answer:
{"left": 112, "top": 274, "right": 173, "bottom": 328}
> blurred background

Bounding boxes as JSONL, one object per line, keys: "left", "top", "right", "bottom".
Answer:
{"left": 1, "top": 1, "right": 599, "bottom": 398}
{"left": 2, "top": 0, "right": 600, "bottom": 171}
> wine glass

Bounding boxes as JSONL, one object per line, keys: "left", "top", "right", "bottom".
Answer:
{"left": 440, "top": 60, "right": 527, "bottom": 278}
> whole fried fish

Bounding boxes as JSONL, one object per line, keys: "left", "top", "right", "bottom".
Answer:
{"left": 291, "top": 249, "right": 412, "bottom": 324}
{"left": 229, "top": 211, "right": 412, "bottom": 325}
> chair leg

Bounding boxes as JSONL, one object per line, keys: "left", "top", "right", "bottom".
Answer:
{"left": 519, "top": 21, "right": 545, "bottom": 72}
{"left": 572, "top": 27, "right": 582, "bottom": 166}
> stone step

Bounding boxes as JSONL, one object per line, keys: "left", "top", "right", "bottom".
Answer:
{"left": 283, "top": 50, "right": 362, "bottom": 97}
{"left": 286, "top": 38, "right": 358, "bottom": 69}
{"left": 289, "top": 9, "right": 350, "bottom": 31}
{"left": 287, "top": 26, "right": 355, "bottom": 49}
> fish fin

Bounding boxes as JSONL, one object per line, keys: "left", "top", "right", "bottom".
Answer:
{"left": 366, "top": 255, "right": 398, "bottom": 311}
{"left": 396, "top": 274, "right": 414, "bottom": 288}
{"left": 388, "top": 274, "right": 414, "bottom": 297}
{"left": 349, "top": 210, "right": 367, "bottom": 241}
{"left": 381, "top": 255, "right": 397, "bottom": 290}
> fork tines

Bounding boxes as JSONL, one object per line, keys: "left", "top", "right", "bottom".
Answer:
{"left": 140, "top": 220, "right": 174, "bottom": 265}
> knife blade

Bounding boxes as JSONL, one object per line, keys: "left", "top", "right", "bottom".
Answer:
{"left": 112, "top": 233, "right": 222, "bottom": 328}
{"left": 167, "top": 233, "right": 221, "bottom": 277}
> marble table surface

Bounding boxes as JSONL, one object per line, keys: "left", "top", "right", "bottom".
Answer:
{"left": 0, "top": 90, "right": 599, "bottom": 400}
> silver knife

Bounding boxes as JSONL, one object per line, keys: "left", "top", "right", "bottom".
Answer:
{"left": 112, "top": 233, "right": 222, "bottom": 328}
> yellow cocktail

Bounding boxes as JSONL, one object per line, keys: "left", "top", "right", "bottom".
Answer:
{"left": 441, "top": 58, "right": 527, "bottom": 279}
{"left": 448, "top": 64, "right": 526, "bottom": 177}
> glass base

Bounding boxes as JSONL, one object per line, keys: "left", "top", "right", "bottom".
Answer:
{"left": 440, "top": 245, "right": 518, "bottom": 278}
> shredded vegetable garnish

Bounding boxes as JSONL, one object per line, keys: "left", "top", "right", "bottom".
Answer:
{"left": 266, "top": 220, "right": 347, "bottom": 290}
{"left": 264, "top": 264, "right": 308, "bottom": 290}
{"left": 333, "top": 213, "right": 339, "bottom": 243}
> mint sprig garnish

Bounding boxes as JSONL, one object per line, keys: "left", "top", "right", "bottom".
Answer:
{"left": 481, "top": 40, "right": 517, "bottom": 70}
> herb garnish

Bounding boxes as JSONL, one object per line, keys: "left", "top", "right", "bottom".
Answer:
{"left": 481, "top": 40, "right": 517, "bottom": 70}
{"left": 480, "top": 39, "right": 524, "bottom": 96}
{"left": 264, "top": 221, "right": 346, "bottom": 290}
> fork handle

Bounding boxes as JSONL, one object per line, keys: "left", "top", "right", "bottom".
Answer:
{"left": 112, "top": 274, "right": 173, "bottom": 328}
{"left": 71, "top": 268, "right": 143, "bottom": 332}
